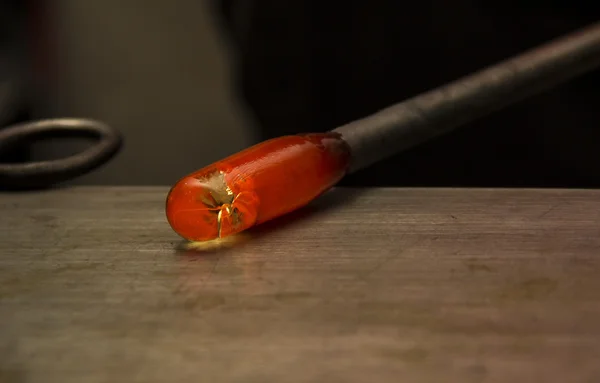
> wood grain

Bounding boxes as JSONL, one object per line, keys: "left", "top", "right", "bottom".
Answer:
{"left": 1, "top": 187, "right": 600, "bottom": 383}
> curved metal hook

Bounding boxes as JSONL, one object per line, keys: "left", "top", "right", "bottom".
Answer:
{"left": 0, "top": 118, "right": 123, "bottom": 189}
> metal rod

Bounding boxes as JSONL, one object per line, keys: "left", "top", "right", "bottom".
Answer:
{"left": 333, "top": 22, "right": 600, "bottom": 173}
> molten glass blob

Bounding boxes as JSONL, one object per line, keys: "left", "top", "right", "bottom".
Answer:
{"left": 165, "top": 133, "right": 351, "bottom": 241}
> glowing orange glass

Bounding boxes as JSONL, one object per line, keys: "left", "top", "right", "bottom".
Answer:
{"left": 165, "top": 133, "right": 351, "bottom": 241}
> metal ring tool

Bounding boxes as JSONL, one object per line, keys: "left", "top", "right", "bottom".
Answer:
{"left": 0, "top": 118, "right": 122, "bottom": 189}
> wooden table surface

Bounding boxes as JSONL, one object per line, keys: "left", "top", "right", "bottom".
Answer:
{"left": 1, "top": 186, "right": 600, "bottom": 383}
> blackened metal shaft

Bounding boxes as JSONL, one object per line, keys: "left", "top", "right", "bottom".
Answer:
{"left": 333, "top": 22, "right": 600, "bottom": 173}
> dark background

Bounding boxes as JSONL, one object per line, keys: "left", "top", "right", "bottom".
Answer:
{"left": 2, "top": 1, "right": 600, "bottom": 188}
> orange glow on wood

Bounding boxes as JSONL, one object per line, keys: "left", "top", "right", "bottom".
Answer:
{"left": 165, "top": 133, "right": 351, "bottom": 241}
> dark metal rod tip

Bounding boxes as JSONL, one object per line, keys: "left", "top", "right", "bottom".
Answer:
{"left": 333, "top": 22, "right": 600, "bottom": 173}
